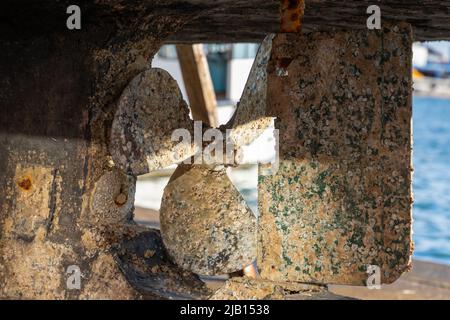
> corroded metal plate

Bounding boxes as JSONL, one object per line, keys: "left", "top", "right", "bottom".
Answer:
{"left": 258, "top": 25, "right": 413, "bottom": 285}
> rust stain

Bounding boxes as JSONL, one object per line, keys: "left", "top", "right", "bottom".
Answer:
{"left": 114, "top": 193, "right": 128, "bottom": 206}
{"left": 277, "top": 57, "right": 293, "bottom": 73}
{"left": 18, "top": 177, "right": 32, "bottom": 191}
{"left": 280, "top": 0, "right": 305, "bottom": 33}
{"left": 277, "top": 57, "right": 293, "bottom": 69}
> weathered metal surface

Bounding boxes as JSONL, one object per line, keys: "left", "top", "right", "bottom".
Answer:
{"left": 88, "top": 169, "right": 136, "bottom": 226}
{"left": 155, "top": 36, "right": 276, "bottom": 282}
{"left": 258, "top": 24, "right": 413, "bottom": 285}
{"left": 116, "top": 227, "right": 211, "bottom": 299}
{"left": 8, "top": 164, "right": 57, "bottom": 240}
{"left": 0, "top": 0, "right": 423, "bottom": 300}
{"left": 110, "top": 68, "right": 197, "bottom": 176}
{"left": 160, "top": 164, "right": 257, "bottom": 275}
{"left": 225, "top": 34, "right": 274, "bottom": 149}
{"left": 0, "top": 1, "right": 194, "bottom": 299}
{"left": 210, "top": 277, "right": 325, "bottom": 300}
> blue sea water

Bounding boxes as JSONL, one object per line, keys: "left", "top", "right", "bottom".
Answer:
{"left": 413, "top": 96, "right": 450, "bottom": 265}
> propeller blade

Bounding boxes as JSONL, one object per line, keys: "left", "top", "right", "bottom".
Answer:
{"left": 225, "top": 34, "right": 275, "bottom": 149}
{"left": 160, "top": 164, "right": 257, "bottom": 276}
{"left": 110, "top": 68, "right": 198, "bottom": 176}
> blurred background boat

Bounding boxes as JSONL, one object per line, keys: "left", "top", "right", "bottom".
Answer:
{"left": 413, "top": 42, "right": 450, "bottom": 98}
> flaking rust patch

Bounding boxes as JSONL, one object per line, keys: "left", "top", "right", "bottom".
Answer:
{"left": 280, "top": 0, "right": 305, "bottom": 33}
{"left": 258, "top": 24, "right": 413, "bottom": 285}
{"left": 10, "top": 165, "right": 56, "bottom": 239}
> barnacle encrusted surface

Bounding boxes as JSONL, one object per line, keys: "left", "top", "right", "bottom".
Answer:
{"left": 110, "top": 68, "right": 197, "bottom": 176}
{"left": 225, "top": 34, "right": 274, "bottom": 148}
{"left": 258, "top": 24, "right": 413, "bottom": 285}
{"left": 160, "top": 164, "right": 257, "bottom": 275}
{"left": 88, "top": 169, "right": 136, "bottom": 225}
